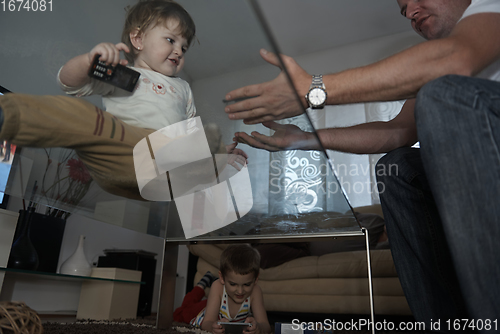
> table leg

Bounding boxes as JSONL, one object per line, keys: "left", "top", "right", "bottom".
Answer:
{"left": 156, "top": 242, "right": 178, "bottom": 329}
{"left": 363, "top": 228, "right": 376, "bottom": 334}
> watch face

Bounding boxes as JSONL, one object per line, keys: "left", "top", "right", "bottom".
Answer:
{"left": 308, "top": 87, "right": 326, "bottom": 106}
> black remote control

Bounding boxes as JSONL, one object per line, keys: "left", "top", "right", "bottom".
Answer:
{"left": 88, "top": 55, "right": 140, "bottom": 92}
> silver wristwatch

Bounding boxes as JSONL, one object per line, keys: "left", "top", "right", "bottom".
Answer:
{"left": 305, "top": 75, "right": 327, "bottom": 109}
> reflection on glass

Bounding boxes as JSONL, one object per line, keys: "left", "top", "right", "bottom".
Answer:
{"left": 2, "top": 0, "right": 359, "bottom": 242}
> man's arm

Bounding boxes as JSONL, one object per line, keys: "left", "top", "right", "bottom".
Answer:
{"left": 234, "top": 99, "right": 417, "bottom": 154}
{"left": 322, "top": 13, "right": 500, "bottom": 104}
{"left": 318, "top": 99, "right": 418, "bottom": 154}
{"left": 225, "top": 13, "right": 500, "bottom": 124}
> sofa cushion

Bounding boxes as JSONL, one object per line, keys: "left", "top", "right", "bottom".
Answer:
{"left": 195, "top": 257, "right": 402, "bottom": 295}
{"left": 258, "top": 277, "right": 405, "bottom": 296}
{"left": 190, "top": 244, "right": 397, "bottom": 280}
{"left": 262, "top": 294, "right": 411, "bottom": 315}
{"left": 188, "top": 244, "right": 223, "bottom": 269}
{"left": 252, "top": 243, "right": 310, "bottom": 269}
{"left": 318, "top": 249, "right": 397, "bottom": 278}
{"left": 259, "top": 255, "right": 319, "bottom": 280}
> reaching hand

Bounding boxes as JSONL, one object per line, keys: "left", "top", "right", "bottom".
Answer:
{"left": 88, "top": 42, "right": 130, "bottom": 67}
{"left": 224, "top": 49, "right": 311, "bottom": 125}
{"left": 225, "top": 142, "right": 249, "bottom": 170}
{"left": 234, "top": 121, "right": 319, "bottom": 152}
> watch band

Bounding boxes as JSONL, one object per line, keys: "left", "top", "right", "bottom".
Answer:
{"left": 306, "top": 74, "right": 327, "bottom": 109}
{"left": 311, "top": 74, "right": 324, "bottom": 89}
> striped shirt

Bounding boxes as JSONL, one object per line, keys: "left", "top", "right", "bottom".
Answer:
{"left": 190, "top": 286, "right": 252, "bottom": 327}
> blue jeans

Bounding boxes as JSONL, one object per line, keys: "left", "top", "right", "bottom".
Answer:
{"left": 377, "top": 75, "right": 500, "bottom": 333}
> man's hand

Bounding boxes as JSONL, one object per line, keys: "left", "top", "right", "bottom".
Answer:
{"left": 224, "top": 49, "right": 310, "bottom": 125}
{"left": 234, "top": 121, "right": 319, "bottom": 152}
{"left": 225, "top": 142, "right": 249, "bottom": 170}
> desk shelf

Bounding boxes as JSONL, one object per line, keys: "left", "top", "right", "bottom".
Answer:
{"left": 0, "top": 267, "right": 144, "bottom": 285}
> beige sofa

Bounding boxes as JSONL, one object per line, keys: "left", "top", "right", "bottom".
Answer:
{"left": 187, "top": 205, "right": 412, "bottom": 316}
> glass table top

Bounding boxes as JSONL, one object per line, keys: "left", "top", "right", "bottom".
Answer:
{"left": 1, "top": 0, "right": 360, "bottom": 242}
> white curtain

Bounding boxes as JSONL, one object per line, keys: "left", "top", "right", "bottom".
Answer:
{"left": 268, "top": 114, "right": 327, "bottom": 215}
{"left": 266, "top": 101, "right": 404, "bottom": 213}
{"left": 267, "top": 111, "right": 351, "bottom": 215}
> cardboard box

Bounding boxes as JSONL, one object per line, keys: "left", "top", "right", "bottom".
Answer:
{"left": 77, "top": 267, "right": 142, "bottom": 320}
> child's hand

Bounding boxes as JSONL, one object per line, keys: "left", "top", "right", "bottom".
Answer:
{"left": 212, "top": 319, "right": 228, "bottom": 334}
{"left": 226, "top": 142, "right": 249, "bottom": 171}
{"left": 88, "top": 42, "right": 130, "bottom": 67}
{"left": 243, "top": 317, "right": 258, "bottom": 334}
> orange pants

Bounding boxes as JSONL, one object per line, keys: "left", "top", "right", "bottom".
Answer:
{"left": 0, "top": 93, "right": 153, "bottom": 200}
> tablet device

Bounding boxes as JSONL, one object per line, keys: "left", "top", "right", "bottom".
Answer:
{"left": 217, "top": 322, "right": 252, "bottom": 334}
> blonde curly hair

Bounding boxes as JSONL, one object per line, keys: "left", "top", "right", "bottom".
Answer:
{"left": 121, "top": 0, "right": 196, "bottom": 64}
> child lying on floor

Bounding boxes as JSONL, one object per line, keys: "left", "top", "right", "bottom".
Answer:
{"left": 174, "top": 244, "right": 271, "bottom": 334}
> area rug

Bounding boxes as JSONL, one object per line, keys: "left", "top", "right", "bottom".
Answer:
{"left": 42, "top": 318, "right": 209, "bottom": 334}
{"left": 42, "top": 317, "right": 427, "bottom": 334}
